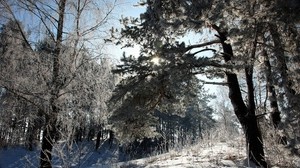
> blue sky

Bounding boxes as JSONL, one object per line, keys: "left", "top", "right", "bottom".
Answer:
{"left": 0, "top": 0, "right": 144, "bottom": 57}
{"left": 107, "top": 0, "right": 146, "bottom": 61}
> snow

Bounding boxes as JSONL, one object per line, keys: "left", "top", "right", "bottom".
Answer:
{"left": 3, "top": 138, "right": 291, "bottom": 168}
{"left": 119, "top": 141, "right": 247, "bottom": 168}
{"left": 0, "top": 141, "right": 120, "bottom": 168}
{"left": 0, "top": 147, "right": 39, "bottom": 168}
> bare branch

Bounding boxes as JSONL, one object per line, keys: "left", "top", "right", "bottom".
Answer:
{"left": 198, "top": 79, "right": 229, "bottom": 86}
{"left": 2, "top": 86, "right": 46, "bottom": 109}
{"left": 185, "top": 39, "right": 220, "bottom": 52}
{"left": 81, "top": 0, "right": 117, "bottom": 36}
{"left": 191, "top": 48, "right": 217, "bottom": 55}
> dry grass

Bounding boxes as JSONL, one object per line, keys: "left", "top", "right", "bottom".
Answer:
{"left": 263, "top": 128, "right": 300, "bottom": 167}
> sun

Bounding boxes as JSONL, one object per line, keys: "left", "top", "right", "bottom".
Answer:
{"left": 151, "top": 57, "right": 160, "bottom": 65}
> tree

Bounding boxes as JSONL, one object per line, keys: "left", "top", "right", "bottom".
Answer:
{"left": 109, "top": 54, "right": 205, "bottom": 142}
{"left": 0, "top": 20, "right": 43, "bottom": 149}
{"left": 0, "top": 0, "right": 118, "bottom": 167}
{"left": 111, "top": 72, "right": 215, "bottom": 158}
{"left": 213, "top": 24, "right": 267, "bottom": 167}
{"left": 108, "top": 0, "right": 300, "bottom": 167}
{"left": 214, "top": 88, "right": 240, "bottom": 139}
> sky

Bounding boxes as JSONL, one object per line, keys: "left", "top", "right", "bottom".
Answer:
{"left": 106, "top": 0, "right": 146, "bottom": 62}
{"left": 0, "top": 0, "right": 144, "bottom": 59}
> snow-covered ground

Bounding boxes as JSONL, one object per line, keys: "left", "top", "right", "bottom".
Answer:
{"left": 118, "top": 140, "right": 247, "bottom": 168}
{"left": 1, "top": 137, "right": 299, "bottom": 168}
{"left": 0, "top": 140, "right": 120, "bottom": 168}
{"left": 0, "top": 138, "right": 250, "bottom": 168}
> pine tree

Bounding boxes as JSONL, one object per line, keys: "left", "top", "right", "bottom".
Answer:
{"left": 108, "top": 0, "right": 300, "bottom": 166}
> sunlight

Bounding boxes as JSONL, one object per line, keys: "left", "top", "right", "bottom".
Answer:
{"left": 151, "top": 57, "right": 160, "bottom": 65}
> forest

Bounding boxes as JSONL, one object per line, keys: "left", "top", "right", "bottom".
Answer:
{"left": 0, "top": 0, "right": 300, "bottom": 168}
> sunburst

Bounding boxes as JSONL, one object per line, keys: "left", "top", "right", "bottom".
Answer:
{"left": 151, "top": 57, "right": 160, "bottom": 65}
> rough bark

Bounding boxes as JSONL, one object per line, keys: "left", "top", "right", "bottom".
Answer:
{"left": 269, "top": 22, "right": 299, "bottom": 153}
{"left": 262, "top": 50, "right": 281, "bottom": 128}
{"left": 269, "top": 23, "right": 296, "bottom": 110}
{"left": 212, "top": 25, "right": 267, "bottom": 167}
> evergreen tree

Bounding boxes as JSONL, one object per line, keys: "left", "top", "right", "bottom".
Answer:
{"left": 108, "top": 0, "right": 299, "bottom": 166}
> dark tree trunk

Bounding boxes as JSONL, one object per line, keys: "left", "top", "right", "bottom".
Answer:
{"left": 40, "top": 1, "right": 66, "bottom": 167}
{"left": 262, "top": 50, "right": 281, "bottom": 128}
{"left": 108, "top": 130, "right": 115, "bottom": 148}
{"left": 27, "top": 109, "right": 43, "bottom": 151}
{"left": 40, "top": 109, "right": 58, "bottom": 168}
{"left": 269, "top": 23, "right": 296, "bottom": 99}
{"left": 87, "top": 127, "right": 95, "bottom": 141}
{"left": 198, "top": 121, "right": 202, "bottom": 139}
{"left": 26, "top": 122, "right": 35, "bottom": 151}
{"left": 212, "top": 25, "right": 267, "bottom": 167}
{"left": 95, "top": 130, "right": 102, "bottom": 150}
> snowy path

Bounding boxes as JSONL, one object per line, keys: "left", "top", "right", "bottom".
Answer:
{"left": 118, "top": 142, "right": 247, "bottom": 168}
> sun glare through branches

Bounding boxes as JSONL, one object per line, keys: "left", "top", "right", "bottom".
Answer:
{"left": 151, "top": 57, "right": 160, "bottom": 65}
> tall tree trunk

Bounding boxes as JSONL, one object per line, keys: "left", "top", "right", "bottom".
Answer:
{"left": 262, "top": 50, "right": 281, "bottom": 128}
{"left": 269, "top": 22, "right": 300, "bottom": 153}
{"left": 40, "top": 114, "right": 58, "bottom": 168}
{"left": 212, "top": 25, "right": 267, "bottom": 167}
{"left": 269, "top": 23, "right": 296, "bottom": 115}
{"left": 40, "top": 0, "right": 66, "bottom": 167}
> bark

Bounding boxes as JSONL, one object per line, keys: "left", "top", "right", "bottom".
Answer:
{"left": 26, "top": 121, "right": 35, "bottom": 151}
{"left": 262, "top": 50, "right": 281, "bottom": 128}
{"left": 212, "top": 25, "right": 267, "bottom": 167}
{"left": 269, "top": 23, "right": 296, "bottom": 110}
{"left": 95, "top": 130, "right": 102, "bottom": 150}
{"left": 269, "top": 22, "right": 299, "bottom": 152}
{"left": 40, "top": 0, "right": 67, "bottom": 167}
{"left": 40, "top": 114, "right": 58, "bottom": 168}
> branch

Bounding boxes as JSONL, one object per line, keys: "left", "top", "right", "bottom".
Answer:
{"left": 199, "top": 79, "right": 228, "bottom": 86}
{"left": 3, "top": 86, "right": 45, "bottom": 110}
{"left": 191, "top": 48, "right": 217, "bottom": 55}
{"left": 17, "top": 0, "right": 57, "bottom": 42}
{"left": 81, "top": 0, "right": 117, "bottom": 36}
{"left": 185, "top": 39, "right": 220, "bottom": 52}
{"left": 256, "top": 112, "right": 271, "bottom": 119}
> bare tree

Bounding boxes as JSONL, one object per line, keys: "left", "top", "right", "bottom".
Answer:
{"left": 0, "top": 0, "right": 118, "bottom": 167}
{"left": 214, "top": 87, "right": 240, "bottom": 139}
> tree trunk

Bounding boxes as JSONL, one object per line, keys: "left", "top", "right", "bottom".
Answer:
{"left": 40, "top": 112, "right": 58, "bottom": 168}
{"left": 26, "top": 121, "right": 35, "bottom": 151}
{"left": 262, "top": 50, "right": 281, "bottom": 128}
{"left": 95, "top": 130, "right": 102, "bottom": 150}
{"left": 269, "top": 23, "right": 298, "bottom": 148}
{"left": 212, "top": 25, "right": 267, "bottom": 167}
{"left": 269, "top": 23, "right": 297, "bottom": 117}
{"left": 40, "top": 0, "right": 66, "bottom": 167}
